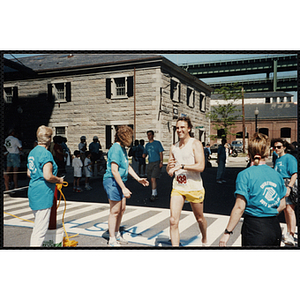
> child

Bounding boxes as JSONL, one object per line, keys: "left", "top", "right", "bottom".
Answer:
{"left": 84, "top": 151, "right": 93, "bottom": 190}
{"left": 72, "top": 150, "right": 83, "bottom": 192}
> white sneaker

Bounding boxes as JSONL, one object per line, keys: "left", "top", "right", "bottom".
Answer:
{"left": 284, "top": 233, "right": 295, "bottom": 246}
{"left": 85, "top": 185, "right": 92, "bottom": 190}
{"left": 116, "top": 235, "right": 128, "bottom": 245}
{"left": 108, "top": 239, "right": 121, "bottom": 247}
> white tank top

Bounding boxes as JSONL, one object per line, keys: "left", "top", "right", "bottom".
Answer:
{"left": 172, "top": 138, "right": 203, "bottom": 191}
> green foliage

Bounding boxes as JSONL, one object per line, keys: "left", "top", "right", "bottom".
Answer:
{"left": 207, "top": 84, "right": 243, "bottom": 140}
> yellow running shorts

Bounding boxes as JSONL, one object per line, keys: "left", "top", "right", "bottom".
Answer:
{"left": 171, "top": 189, "right": 205, "bottom": 203}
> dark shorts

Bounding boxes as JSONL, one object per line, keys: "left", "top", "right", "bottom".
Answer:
{"left": 241, "top": 215, "right": 281, "bottom": 247}
{"left": 147, "top": 161, "right": 161, "bottom": 179}
{"left": 103, "top": 177, "right": 124, "bottom": 201}
{"left": 91, "top": 152, "right": 101, "bottom": 163}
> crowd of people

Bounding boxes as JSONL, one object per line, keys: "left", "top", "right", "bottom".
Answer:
{"left": 3, "top": 117, "right": 298, "bottom": 248}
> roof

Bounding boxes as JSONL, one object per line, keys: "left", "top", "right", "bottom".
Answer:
{"left": 241, "top": 103, "right": 297, "bottom": 120}
{"left": 6, "top": 53, "right": 162, "bottom": 72}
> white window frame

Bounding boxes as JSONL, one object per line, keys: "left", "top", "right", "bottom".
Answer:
{"left": 52, "top": 123, "right": 68, "bottom": 138}
{"left": 3, "top": 86, "right": 14, "bottom": 103}
{"left": 111, "top": 75, "right": 129, "bottom": 99}
{"left": 50, "top": 81, "right": 68, "bottom": 103}
{"left": 187, "top": 87, "right": 195, "bottom": 108}
{"left": 171, "top": 79, "right": 181, "bottom": 103}
{"left": 200, "top": 92, "right": 206, "bottom": 112}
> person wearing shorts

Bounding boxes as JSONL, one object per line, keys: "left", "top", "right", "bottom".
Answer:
{"left": 143, "top": 130, "right": 164, "bottom": 201}
{"left": 166, "top": 116, "right": 207, "bottom": 247}
{"left": 4, "top": 129, "right": 22, "bottom": 190}
{"left": 103, "top": 126, "right": 149, "bottom": 247}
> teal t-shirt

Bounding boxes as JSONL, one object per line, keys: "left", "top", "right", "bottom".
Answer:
{"left": 144, "top": 140, "right": 164, "bottom": 163}
{"left": 27, "top": 145, "right": 58, "bottom": 211}
{"left": 235, "top": 164, "right": 287, "bottom": 217}
{"left": 274, "top": 153, "right": 297, "bottom": 179}
{"left": 103, "top": 143, "right": 129, "bottom": 182}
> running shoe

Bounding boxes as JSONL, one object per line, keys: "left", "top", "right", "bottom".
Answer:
{"left": 284, "top": 233, "right": 295, "bottom": 246}
{"left": 116, "top": 235, "right": 128, "bottom": 245}
{"left": 108, "top": 239, "right": 121, "bottom": 247}
{"left": 76, "top": 187, "right": 83, "bottom": 193}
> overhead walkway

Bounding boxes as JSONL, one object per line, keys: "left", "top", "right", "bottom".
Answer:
{"left": 179, "top": 54, "right": 298, "bottom": 92}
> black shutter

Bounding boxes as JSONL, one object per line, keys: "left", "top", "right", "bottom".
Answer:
{"left": 127, "top": 76, "right": 134, "bottom": 97}
{"left": 48, "top": 84, "right": 53, "bottom": 101}
{"left": 178, "top": 83, "right": 181, "bottom": 102}
{"left": 193, "top": 91, "right": 195, "bottom": 107}
{"left": 200, "top": 94, "right": 204, "bottom": 111}
{"left": 105, "top": 125, "right": 112, "bottom": 149}
{"left": 12, "top": 87, "right": 18, "bottom": 103}
{"left": 170, "top": 79, "right": 175, "bottom": 100}
{"left": 66, "top": 82, "right": 71, "bottom": 102}
{"left": 106, "top": 78, "right": 111, "bottom": 99}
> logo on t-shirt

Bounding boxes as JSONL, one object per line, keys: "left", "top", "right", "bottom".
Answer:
{"left": 28, "top": 156, "right": 37, "bottom": 174}
{"left": 260, "top": 181, "right": 280, "bottom": 208}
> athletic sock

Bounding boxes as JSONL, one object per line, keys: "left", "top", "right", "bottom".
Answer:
{"left": 152, "top": 189, "right": 157, "bottom": 196}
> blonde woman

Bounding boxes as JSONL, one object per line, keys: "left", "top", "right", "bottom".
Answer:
{"left": 103, "top": 126, "right": 149, "bottom": 246}
{"left": 219, "top": 133, "right": 287, "bottom": 247}
{"left": 27, "top": 125, "right": 64, "bottom": 247}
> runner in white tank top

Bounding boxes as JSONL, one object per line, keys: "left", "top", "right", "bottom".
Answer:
{"left": 166, "top": 116, "right": 207, "bottom": 247}
{"left": 172, "top": 137, "right": 204, "bottom": 192}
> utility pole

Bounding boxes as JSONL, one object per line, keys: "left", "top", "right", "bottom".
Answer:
{"left": 242, "top": 87, "right": 245, "bottom": 153}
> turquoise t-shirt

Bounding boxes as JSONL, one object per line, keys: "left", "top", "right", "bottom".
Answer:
{"left": 235, "top": 164, "right": 287, "bottom": 217}
{"left": 103, "top": 143, "right": 129, "bottom": 182}
{"left": 144, "top": 140, "right": 164, "bottom": 163}
{"left": 274, "top": 153, "right": 297, "bottom": 179}
{"left": 27, "top": 145, "right": 58, "bottom": 211}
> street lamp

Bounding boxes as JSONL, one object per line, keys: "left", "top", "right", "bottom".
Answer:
{"left": 254, "top": 107, "right": 259, "bottom": 133}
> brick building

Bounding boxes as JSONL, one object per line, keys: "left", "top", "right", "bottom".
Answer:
{"left": 210, "top": 92, "right": 298, "bottom": 146}
{"left": 3, "top": 54, "right": 213, "bottom": 155}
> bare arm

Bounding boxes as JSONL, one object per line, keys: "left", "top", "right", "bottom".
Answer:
{"left": 285, "top": 173, "right": 297, "bottom": 197}
{"left": 43, "top": 162, "right": 64, "bottom": 184}
{"left": 159, "top": 152, "right": 163, "bottom": 168}
{"left": 166, "top": 146, "right": 175, "bottom": 176}
{"left": 128, "top": 165, "right": 149, "bottom": 186}
{"left": 111, "top": 162, "right": 132, "bottom": 198}
{"left": 219, "top": 195, "right": 246, "bottom": 247}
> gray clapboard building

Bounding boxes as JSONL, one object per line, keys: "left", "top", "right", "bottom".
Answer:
{"left": 4, "top": 54, "right": 213, "bottom": 154}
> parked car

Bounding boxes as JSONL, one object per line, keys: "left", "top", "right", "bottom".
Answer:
{"left": 231, "top": 140, "right": 243, "bottom": 152}
{"left": 210, "top": 143, "right": 220, "bottom": 154}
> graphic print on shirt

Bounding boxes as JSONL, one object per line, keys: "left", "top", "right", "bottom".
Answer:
{"left": 28, "top": 156, "right": 37, "bottom": 174}
{"left": 5, "top": 140, "right": 11, "bottom": 149}
{"left": 260, "top": 181, "right": 280, "bottom": 208}
{"left": 177, "top": 174, "right": 187, "bottom": 185}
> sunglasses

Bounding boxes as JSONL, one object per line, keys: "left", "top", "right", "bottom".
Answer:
{"left": 274, "top": 146, "right": 282, "bottom": 149}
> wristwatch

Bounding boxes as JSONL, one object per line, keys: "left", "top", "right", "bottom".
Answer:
{"left": 224, "top": 229, "right": 233, "bottom": 235}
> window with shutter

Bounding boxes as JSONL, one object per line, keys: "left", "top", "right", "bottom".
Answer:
{"left": 170, "top": 79, "right": 180, "bottom": 102}
{"left": 107, "top": 76, "right": 133, "bottom": 99}
{"left": 187, "top": 87, "right": 195, "bottom": 108}
{"left": 48, "top": 82, "right": 71, "bottom": 103}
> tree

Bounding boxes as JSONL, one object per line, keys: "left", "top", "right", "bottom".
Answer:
{"left": 207, "top": 84, "right": 243, "bottom": 140}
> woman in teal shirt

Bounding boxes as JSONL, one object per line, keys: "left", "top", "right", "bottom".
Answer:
{"left": 27, "top": 125, "right": 64, "bottom": 247}
{"left": 103, "top": 126, "right": 149, "bottom": 246}
{"left": 273, "top": 138, "right": 298, "bottom": 246}
{"left": 219, "top": 133, "right": 286, "bottom": 247}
